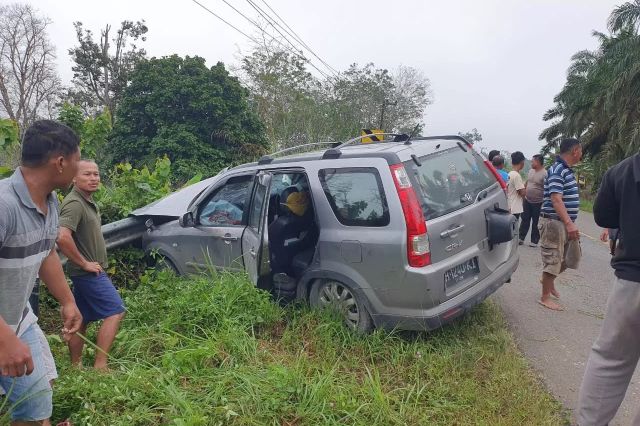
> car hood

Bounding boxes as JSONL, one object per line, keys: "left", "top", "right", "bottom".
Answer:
{"left": 131, "top": 175, "right": 220, "bottom": 217}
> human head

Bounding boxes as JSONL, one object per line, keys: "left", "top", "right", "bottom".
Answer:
{"left": 21, "top": 120, "right": 80, "bottom": 189}
{"left": 492, "top": 155, "right": 505, "bottom": 170}
{"left": 559, "top": 138, "right": 582, "bottom": 166}
{"left": 283, "top": 191, "right": 309, "bottom": 217}
{"left": 488, "top": 150, "right": 500, "bottom": 162}
{"left": 532, "top": 154, "right": 544, "bottom": 170}
{"left": 73, "top": 160, "right": 101, "bottom": 195}
{"left": 511, "top": 151, "right": 525, "bottom": 171}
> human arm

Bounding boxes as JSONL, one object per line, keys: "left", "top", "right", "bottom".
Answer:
{"left": 550, "top": 193, "right": 579, "bottom": 240}
{"left": 57, "top": 227, "right": 102, "bottom": 274}
{"left": 511, "top": 172, "right": 526, "bottom": 197}
{"left": 58, "top": 199, "right": 102, "bottom": 274}
{"left": 38, "top": 249, "right": 82, "bottom": 340}
{"left": 0, "top": 210, "right": 35, "bottom": 377}
{"left": 600, "top": 229, "right": 609, "bottom": 242}
{"left": 593, "top": 168, "right": 619, "bottom": 229}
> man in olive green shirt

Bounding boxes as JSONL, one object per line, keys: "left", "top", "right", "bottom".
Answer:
{"left": 58, "top": 160, "right": 125, "bottom": 370}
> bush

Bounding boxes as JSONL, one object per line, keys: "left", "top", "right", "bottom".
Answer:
{"left": 94, "top": 156, "right": 173, "bottom": 223}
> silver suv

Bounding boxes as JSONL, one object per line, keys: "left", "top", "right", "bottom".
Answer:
{"left": 134, "top": 135, "right": 519, "bottom": 332}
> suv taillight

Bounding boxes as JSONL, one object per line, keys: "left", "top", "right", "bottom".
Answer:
{"left": 390, "top": 164, "right": 431, "bottom": 267}
{"left": 484, "top": 160, "right": 507, "bottom": 192}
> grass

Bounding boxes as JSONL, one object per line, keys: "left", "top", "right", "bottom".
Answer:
{"left": 27, "top": 271, "right": 567, "bottom": 425}
{"left": 580, "top": 198, "right": 594, "bottom": 213}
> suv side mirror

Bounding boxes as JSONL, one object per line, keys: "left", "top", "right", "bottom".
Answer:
{"left": 179, "top": 211, "right": 194, "bottom": 228}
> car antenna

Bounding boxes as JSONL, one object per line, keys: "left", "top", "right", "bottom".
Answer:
{"left": 403, "top": 124, "right": 421, "bottom": 145}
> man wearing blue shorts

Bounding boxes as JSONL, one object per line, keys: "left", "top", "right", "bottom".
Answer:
{"left": 57, "top": 160, "right": 125, "bottom": 371}
{"left": 0, "top": 120, "right": 83, "bottom": 425}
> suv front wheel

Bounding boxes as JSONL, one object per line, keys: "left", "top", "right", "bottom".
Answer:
{"left": 309, "top": 280, "right": 373, "bottom": 333}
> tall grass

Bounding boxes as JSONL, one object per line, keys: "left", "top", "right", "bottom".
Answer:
{"left": 41, "top": 271, "right": 567, "bottom": 425}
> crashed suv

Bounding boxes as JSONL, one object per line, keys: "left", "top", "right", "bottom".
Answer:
{"left": 132, "top": 134, "right": 519, "bottom": 332}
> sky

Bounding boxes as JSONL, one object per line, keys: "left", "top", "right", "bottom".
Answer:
{"left": 32, "top": 0, "right": 622, "bottom": 156}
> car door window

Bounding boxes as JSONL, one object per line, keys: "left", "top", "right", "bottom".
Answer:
{"left": 198, "top": 175, "right": 253, "bottom": 227}
{"left": 248, "top": 180, "right": 268, "bottom": 232}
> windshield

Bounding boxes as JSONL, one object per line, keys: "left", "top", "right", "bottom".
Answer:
{"left": 407, "top": 147, "right": 496, "bottom": 220}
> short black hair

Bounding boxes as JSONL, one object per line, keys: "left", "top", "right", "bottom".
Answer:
{"left": 559, "top": 138, "right": 581, "bottom": 155}
{"left": 532, "top": 154, "right": 544, "bottom": 164}
{"left": 511, "top": 151, "right": 525, "bottom": 165}
{"left": 488, "top": 150, "right": 500, "bottom": 162}
{"left": 21, "top": 120, "right": 80, "bottom": 167}
{"left": 492, "top": 155, "right": 504, "bottom": 168}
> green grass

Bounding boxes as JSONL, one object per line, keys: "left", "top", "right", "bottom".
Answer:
{"left": 580, "top": 198, "right": 594, "bottom": 213}
{"left": 33, "top": 272, "right": 566, "bottom": 425}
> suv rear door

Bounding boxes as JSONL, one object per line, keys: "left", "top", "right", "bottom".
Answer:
{"left": 404, "top": 141, "right": 509, "bottom": 294}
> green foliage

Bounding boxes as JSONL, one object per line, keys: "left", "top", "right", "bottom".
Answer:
{"left": 540, "top": 1, "right": 640, "bottom": 182}
{"left": 67, "top": 20, "right": 148, "bottom": 116}
{"left": 0, "top": 118, "right": 19, "bottom": 178}
{"left": 240, "top": 44, "right": 432, "bottom": 149}
{"left": 57, "top": 103, "right": 112, "bottom": 160}
{"left": 109, "top": 55, "right": 268, "bottom": 183}
{"left": 94, "top": 156, "right": 172, "bottom": 223}
{"left": 44, "top": 271, "right": 565, "bottom": 425}
{"left": 458, "top": 128, "right": 483, "bottom": 144}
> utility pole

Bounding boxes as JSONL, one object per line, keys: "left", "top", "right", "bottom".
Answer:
{"left": 379, "top": 98, "right": 397, "bottom": 130}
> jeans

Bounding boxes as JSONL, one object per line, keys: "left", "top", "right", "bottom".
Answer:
{"left": 0, "top": 323, "right": 57, "bottom": 421}
{"left": 519, "top": 199, "right": 542, "bottom": 244}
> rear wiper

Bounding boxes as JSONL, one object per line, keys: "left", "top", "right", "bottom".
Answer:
{"left": 456, "top": 141, "right": 467, "bottom": 152}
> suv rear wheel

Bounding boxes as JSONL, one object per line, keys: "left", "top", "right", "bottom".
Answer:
{"left": 309, "top": 280, "right": 373, "bottom": 333}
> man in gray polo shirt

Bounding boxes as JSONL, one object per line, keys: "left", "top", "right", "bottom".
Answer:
{"left": 0, "top": 120, "right": 83, "bottom": 425}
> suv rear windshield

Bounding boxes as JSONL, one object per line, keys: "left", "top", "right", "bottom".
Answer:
{"left": 407, "top": 146, "right": 496, "bottom": 220}
{"left": 319, "top": 167, "right": 390, "bottom": 227}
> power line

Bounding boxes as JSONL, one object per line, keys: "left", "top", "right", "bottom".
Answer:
{"left": 257, "top": 0, "right": 340, "bottom": 76}
{"left": 191, "top": 0, "right": 260, "bottom": 44}
{"left": 192, "top": 0, "right": 333, "bottom": 79}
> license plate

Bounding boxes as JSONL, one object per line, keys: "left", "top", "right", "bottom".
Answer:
{"left": 444, "top": 257, "right": 479, "bottom": 287}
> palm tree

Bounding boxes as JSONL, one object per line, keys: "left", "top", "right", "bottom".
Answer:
{"left": 540, "top": 1, "right": 640, "bottom": 185}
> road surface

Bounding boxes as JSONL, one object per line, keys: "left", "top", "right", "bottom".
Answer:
{"left": 495, "top": 212, "right": 640, "bottom": 425}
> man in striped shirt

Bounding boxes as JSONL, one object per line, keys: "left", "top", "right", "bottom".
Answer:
{"left": 0, "top": 120, "right": 83, "bottom": 424}
{"left": 538, "top": 138, "right": 583, "bottom": 311}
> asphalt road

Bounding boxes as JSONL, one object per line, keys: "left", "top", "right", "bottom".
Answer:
{"left": 495, "top": 212, "right": 640, "bottom": 425}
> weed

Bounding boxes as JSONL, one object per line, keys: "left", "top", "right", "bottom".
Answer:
{"left": 40, "top": 271, "right": 567, "bottom": 425}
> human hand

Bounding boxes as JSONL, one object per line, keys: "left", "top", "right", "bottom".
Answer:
{"left": 565, "top": 221, "right": 580, "bottom": 240}
{"left": 0, "top": 331, "right": 33, "bottom": 377}
{"left": 60, "top": 303, "right": 83, "bottom": 342}
{"left": 600, "top": 230, "right": 609, "bottom": 242}
{"left": 82, "top": 261, "right": 103, "bottom": 275}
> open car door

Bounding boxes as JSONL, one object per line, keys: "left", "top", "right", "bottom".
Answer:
{"left": 242, "top": 171, "right": 271, "bottom": 287}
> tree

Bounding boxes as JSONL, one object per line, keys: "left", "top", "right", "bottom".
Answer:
{"left": 57, "top": 103, "right": 112, "bottom": 160}
{"left": 539, "top": 1, "right": 640, "bottom": 185}
{"left": 0, "top": 118, "right": 19, "bottom": 177}
{"left": 459, "top": 128, "right": 483, "bottom": 144}
{"left": 109, "top": 55, "right": 267, "bottom": 182}
{"left": 0, "top": 4, "right": 60, "bottom": 131}
{"left": 68, "top": 20, "right": 147, "bottom": 118}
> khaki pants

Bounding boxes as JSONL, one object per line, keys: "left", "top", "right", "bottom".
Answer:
{"left": 577, "top": 277, "right": 640, "bottom": 425}
{"left": 538, "top": 217, "right": 581, "bottom": 276}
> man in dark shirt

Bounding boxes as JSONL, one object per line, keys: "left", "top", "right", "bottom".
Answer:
{"left": 577, "top": 153, "right": 640, "bottom": 425}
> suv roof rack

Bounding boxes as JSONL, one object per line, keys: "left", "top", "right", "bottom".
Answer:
{"left": 258, "top": 141, "right": 339, "bottom": 165}
{"left": 322, "top": 134, "right": 473, "bottom": 159}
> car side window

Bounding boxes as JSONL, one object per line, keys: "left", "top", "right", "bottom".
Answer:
{"left": 248, "top": 180, "right": 268, "bottom": 232}
{"left": 319, "top": 167, "right": 390, "bottom": 227}
{"left": 198, "top": 175, "right": 253, "bottom": 227}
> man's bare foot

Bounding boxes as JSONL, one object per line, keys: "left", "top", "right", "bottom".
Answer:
{"left": 538, "top": 298, "right": 564, "bottom": 311}
{"left": 551, "top": 288, "right": 560, "bottom": 299}
{"left": 93, "top": 363, "right": 110, "bottom": 372}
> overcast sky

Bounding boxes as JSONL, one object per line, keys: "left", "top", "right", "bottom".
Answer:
{"left": 33, "top": 0, "right": 621, "bottom": 156}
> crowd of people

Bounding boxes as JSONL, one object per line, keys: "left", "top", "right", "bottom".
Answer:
{"left": 0, "top": 122, "right": 639, "bottom": 424}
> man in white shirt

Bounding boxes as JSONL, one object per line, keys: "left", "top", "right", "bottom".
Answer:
{"left": 508, "top": 151, "right": 526, "bottom": 220}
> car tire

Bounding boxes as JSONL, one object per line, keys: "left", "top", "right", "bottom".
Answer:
{"left": 309, "top": 280, "right": 374, "bottom": 333}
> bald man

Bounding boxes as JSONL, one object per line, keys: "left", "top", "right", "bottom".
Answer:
{"left": 57, "top": 160, "right": 125, "bottom": 370}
